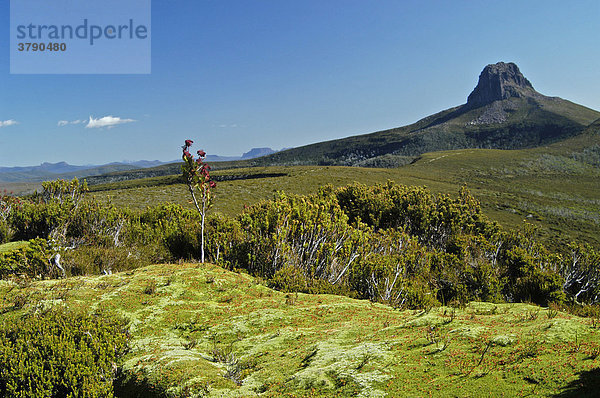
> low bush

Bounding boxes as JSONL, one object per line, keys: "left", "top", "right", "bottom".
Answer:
{"left": 236, "top": 189, "right": 363, "bottom": 282}
{"left": 335, "top": 183, "right": 495, "bottom": 249}
{"left": 348, "top": 229, "right": 437, "bottom": 308}
{"left": 61, "top": 245, "right": 160, "bottom": 276}
{"left": 562, "top": 243, "right": 600, "bottom": 304}
{"left": 0, "top": 238, "right": 52, "bottom": 278}
{"left": 0, "top": 307, "right": 130, "bottom": 398}
{"left": 0, "top": 194, "right": 22, "bottom": 244}
{"left": 137, "top": 204, "right": 201, "bottom": 260}
{"left": 270, "top": 265, "right": 309, "bottom": 293}
{"left": 0, "top": 221, "right": 11, "bottom": 245}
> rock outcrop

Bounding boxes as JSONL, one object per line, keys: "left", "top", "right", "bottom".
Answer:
{"left": 466, "top": 62, "right": 540, "bottom": 108}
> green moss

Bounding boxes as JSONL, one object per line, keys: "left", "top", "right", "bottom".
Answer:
{"left": 490, "top": 334, "right": 516, "bottom": 346}
{"left": 1, "top": 263, "right": 598, "bottom": 397}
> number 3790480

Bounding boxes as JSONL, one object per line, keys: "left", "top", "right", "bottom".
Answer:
{"left": 17, "top": 43, "right": 67, "bottom": 52}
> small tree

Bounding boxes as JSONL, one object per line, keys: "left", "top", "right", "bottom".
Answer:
{"left": 181, "top": 139, "right": 217, "bottom": 263}
{"left": 41, "top": 178, "right": 88, "bottom": 207}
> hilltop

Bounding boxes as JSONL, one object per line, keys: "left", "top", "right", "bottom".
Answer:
{"left": 253, "top": 62, "right": 599, "bottom": 167}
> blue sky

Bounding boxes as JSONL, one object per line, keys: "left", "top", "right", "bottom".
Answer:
{"left": 1, "top": 0, "right": 599, "bottom": 166}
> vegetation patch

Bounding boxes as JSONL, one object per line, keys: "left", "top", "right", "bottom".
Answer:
{"left": 0, "top": 263, "right": 598, "bottom": 396}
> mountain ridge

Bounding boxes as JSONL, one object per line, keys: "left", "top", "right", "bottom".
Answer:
{"left": 243, "top": 62, "right": 599, "bottom": 167}
{"left": 0, "top": 148, "right": 279, "bottom": 183}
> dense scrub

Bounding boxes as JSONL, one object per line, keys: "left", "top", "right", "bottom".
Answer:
{"left": 0, "top": 238, "right": 52, "bottom": 278}
{"left": 229, "top": 183, "right": 567, "bottom": 307}
{"left": 1, "top": 179, "right": 597, "bottom": 308}
{"left": 0, "top": 308, "right": 130, "bottom": 397}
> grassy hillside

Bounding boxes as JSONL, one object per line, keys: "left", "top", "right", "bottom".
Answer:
{"left": 246, "top": 97, "right": 599, "bottom": 167}
{"left": 0, "top": 181, "right": 41, "bottom": 196}
{"left": 1, "top": 262, "right": 599, "bottom": 397}
{"left": 0, "top": 241, "right": 28, "bottom": 253}
{"left": 83, "top": 116, "right": 600, "bottom": 250}
{"left": 89, "top": 133, "right": 600, "bottom": 249}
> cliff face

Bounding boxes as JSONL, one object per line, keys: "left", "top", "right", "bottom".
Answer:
{"left": 466, "top": 62, "right": 539, "bottom": 108}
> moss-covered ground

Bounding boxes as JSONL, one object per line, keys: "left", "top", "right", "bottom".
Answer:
{"left": 1, "top": 263, "right": 599, "bottom": 397}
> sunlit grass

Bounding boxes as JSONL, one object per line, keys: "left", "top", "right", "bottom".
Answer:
{"left": 0, "top": 241, "right": 28, "bottom": 253}
{"left": 90, "top": 146, "right": 600, "bottom": 250}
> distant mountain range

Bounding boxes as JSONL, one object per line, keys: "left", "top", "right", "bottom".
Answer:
{"left": 0, "top": 163, "right": 141, "bottom": 184}
{"left": 0, "top": 148, "right": 279, "bottom": 183}
{"left": 0, "top": 160, "right": 165, "bottom": 175}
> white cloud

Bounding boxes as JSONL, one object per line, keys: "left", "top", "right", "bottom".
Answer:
{"left": 86, "top": 115, "right": 135, "bottom": 129}
{"left": 58, "top": 119, "right": 82, "bottom": 126}
{"left": 0, "top": 120, "right": 18, "bottom": 128}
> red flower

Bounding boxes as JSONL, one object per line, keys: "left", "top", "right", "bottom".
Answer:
{"left": 209, "top": 181, "right": 217, "bottom": 188}
{"left": 197, "top": 150, "right": 206, "bottom": 157}
{"left": 183, "top": 150, "right": 192, "bottom": 159}
{"left": 184, "top": 139, "right": 193, "bottom": 147}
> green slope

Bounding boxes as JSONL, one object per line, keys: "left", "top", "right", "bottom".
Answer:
{"left": 250, "top": 96, "right": 600, "bottom": 167}
{"left": 89, "top": 118, "right": 600, "bottom": 248}
{"left": 82, "top": 96, "right": 600, "bottom": 188}
{"left": 1, "top": 263, "right": 599, "bottom": 397}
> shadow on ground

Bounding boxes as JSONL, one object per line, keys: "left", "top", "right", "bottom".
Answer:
{"left": 553, "top": 368, "right": 600, "bottom": 398}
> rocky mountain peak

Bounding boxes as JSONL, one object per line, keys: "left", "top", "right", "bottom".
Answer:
{"left": 467, "top": 62, "right": 538, "bottom": 108}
